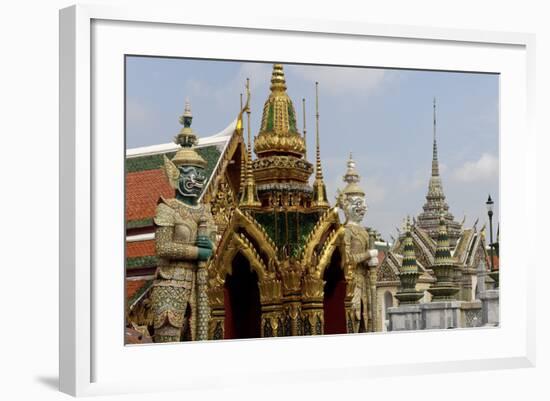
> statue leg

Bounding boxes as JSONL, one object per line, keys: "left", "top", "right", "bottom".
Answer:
{"left": 150, "top": 282, "right": 191, "bottom": 343}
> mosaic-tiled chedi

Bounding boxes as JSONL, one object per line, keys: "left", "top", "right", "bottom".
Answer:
{"left": 149, "top": 102, "right": 217, "bottom": 342}
{"left": 427, "top": 215, "right": 460, "bottom": 301}
{"left": 395, "top": 219, "right": 424, "bottom": 305}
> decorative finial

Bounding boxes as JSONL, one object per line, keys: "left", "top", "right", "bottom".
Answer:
{"left": 432, "top": 97, "right": 439, "bottom": 177}
{"left": 183, "top": 97, "right": 192, "bottom": 116}
{"left": 174, "top": 98, "right": 198, "bottom": 148}
{"left": 168, "top": 97, "right": 207, "bottom": 170}
{"left": 312, "top": 81, "right": 329, "bottom": 208}
{"left": 270, "top": 64, "right": 287, "bottom": 92}
{"left": 179, "top": 97, "right": 193, "bottom": 127}
{"left": 302, "top": 97, "right": 307, "bottom": 160}
{"left": 315, "top": 82, "right": 323, "bottom": 181}
{"left": 246, "top": 78, "right": 251, "bottom": 148}
{"left": 343, "top": 152, "right": 360, "bottom": 185}
{"left": 240, "top": 77, "right": 261, "bottom": 208}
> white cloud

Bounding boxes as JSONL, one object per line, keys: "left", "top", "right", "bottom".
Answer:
{"left": 452, "top": 153, "right": 499, "bottom": 182}
{"left": 287, "top": 65, "right": 388, "bottom": 95}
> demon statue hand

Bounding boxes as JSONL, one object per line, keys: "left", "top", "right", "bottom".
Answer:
{"left": 338, "top": 155, "right": 378, "bottom": 332}
{"left": 150, "top": 101, "right": 216, "bottom": 343}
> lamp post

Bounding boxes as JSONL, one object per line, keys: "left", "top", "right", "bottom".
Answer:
{"left": 486, "top": 195, "right": 494, "bottom": 271}
{"left": 486, "top": 195, "right": 499, "bottom": 288}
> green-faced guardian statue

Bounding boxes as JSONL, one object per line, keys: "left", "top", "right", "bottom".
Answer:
{"left": 150, "top": 100, "right": 217, "bottom": 343}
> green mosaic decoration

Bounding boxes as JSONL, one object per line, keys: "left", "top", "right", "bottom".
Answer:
{"left": 126, "top": 256, "right": 158, "bottom": 270}
{"left": 126, "top": 218, "right": 153, "bottom": 229}
{"left": 288, "top": 103, "right": 297, "bottom": 132}
{"left": 251, "top": 211, "right": 321, "bottom": 257}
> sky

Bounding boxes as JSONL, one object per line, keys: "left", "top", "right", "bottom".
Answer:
{"left": 126, "top": 56, "right": 500, "bottom": 243}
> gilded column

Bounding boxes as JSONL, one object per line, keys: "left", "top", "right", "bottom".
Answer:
{"left": 344, "top": 269, "right": 357, "bottom": 334}
{"left": 281, "top": 266, "right": 303, "bottom": 336}
{"left": 368, "top": 267, "right": 379, "bottom": 332}
{"left": 259, "top": 278, "right": 283, "bottom": 337}
{"left": 207, "top": 284, "right": 225, "bottom": 340}
{"left": 301, "top": 275, "right": 325, "bottom": 335}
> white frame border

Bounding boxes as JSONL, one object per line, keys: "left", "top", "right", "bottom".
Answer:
{"left": 59, "top": 4, "right": 536, "bottom": 397}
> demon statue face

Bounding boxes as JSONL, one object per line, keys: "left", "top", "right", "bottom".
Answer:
{"left": 177, "top": 165, "right": 206, "bottom": 202}
{"left": 339, "top": 192, "right": 368, "bottom": 225}
{"left": 163, "top": 155, "right": 207, "bottom": 206}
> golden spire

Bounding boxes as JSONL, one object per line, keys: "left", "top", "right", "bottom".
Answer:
{"left": 302, "top": 97, "right": 307, "bottom": 160}
{"left": 238, "top": 93, "right": 246, "bottom": 195}
{"left": 240, "top": 78, "right": 261, "bottom": 208}
{"left": 254, "top": 64, "right": 306, "bottom": 157}
{"left": 312, "top": 81, "right": 329, "bottom": 208}
{"left": 270, "top": 64, "right": 287, "bottom": 92}
{"left": 236, "top": 92, "right": 243, "bottom": 130}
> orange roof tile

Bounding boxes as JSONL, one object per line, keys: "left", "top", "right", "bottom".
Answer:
{"left": 126, "top": 169, "right": 173, "bottom": 222}
{"left": 126, "top": 240, "right": 156, "bottom": 258}
{"left": 126, "top": 279, "right": 148, "bottom": 300}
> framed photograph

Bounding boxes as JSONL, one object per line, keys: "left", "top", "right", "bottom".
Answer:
{"left": 59, "top": 4, "right": 536, "bottom": 397}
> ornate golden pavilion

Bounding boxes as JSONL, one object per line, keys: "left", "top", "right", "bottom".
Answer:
{"left": 207, "top": 64, "right": 366, "bottom": 339}
{"left": 125, "top": 63, "right": 380, "bottom": 341}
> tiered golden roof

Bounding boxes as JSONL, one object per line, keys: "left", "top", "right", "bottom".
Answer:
{"left": 252, "top": 64, "right": 314, "bottom": 192}
{"left": 254, "top": 64, "right": 307, "bottom": 158}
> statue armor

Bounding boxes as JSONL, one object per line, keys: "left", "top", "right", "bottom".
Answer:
{"left": 151, "top": 198, "right": 215, "bottom": 342}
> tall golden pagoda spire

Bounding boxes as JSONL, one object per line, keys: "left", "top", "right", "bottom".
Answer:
{"left": 240, "top": 78, "right": 261, "bottom": 208}
{"left": 312, "top": 81, "right": 329, "bottom": 208}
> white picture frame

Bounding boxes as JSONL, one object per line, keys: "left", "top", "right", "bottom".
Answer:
{"left": 59, "top": 4, "right": 536, "bottom": 397}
